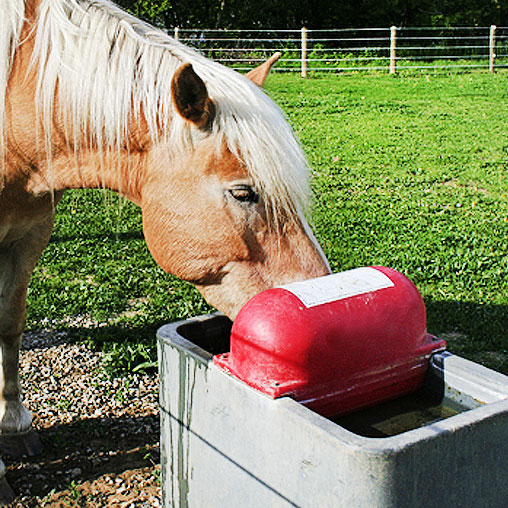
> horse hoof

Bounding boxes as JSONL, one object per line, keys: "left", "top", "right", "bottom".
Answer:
{"left": 0, "top": 430, "right": 42, "bottom": 456}
{"left": 0, "top": 476, "right": 14, "bottom": 506}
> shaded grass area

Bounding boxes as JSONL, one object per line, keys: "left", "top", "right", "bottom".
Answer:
{"left": 27, "top": 70, "right": 508, "bottom": 374}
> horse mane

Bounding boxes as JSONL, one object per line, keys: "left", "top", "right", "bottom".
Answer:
{"left": 3, "top": 0, "right": 310, "bottom": 219}
{"left": 0, "top": 0, "right": 25, "bottom": 174}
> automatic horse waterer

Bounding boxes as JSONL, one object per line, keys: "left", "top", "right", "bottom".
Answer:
{"left": 214, "top": 266, "right": 446, "bottom": 417}
{"left": 158, "top": 267, "right": 508, "bottom": 508}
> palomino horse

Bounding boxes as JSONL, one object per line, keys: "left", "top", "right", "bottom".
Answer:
{"left": 0, "top": 0, "right": 330, "bottom": 500}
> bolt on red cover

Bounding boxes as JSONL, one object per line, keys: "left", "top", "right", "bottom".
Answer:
{"left": 213, "top": 266, "right": 446, "bottom": 417}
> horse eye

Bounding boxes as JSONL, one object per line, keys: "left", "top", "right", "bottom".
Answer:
{"left": 229, "top": 186, "right": 259, "bottom": 204}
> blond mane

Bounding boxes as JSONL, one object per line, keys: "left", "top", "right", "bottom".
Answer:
{"left": 3, "top": 0, "right": 310, "bottom": 218}
{"left": 0, "top": 0, "right": 25, "bottom": 175}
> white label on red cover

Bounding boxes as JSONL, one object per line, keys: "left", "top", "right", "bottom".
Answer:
{"left": 279, "top": 267, "right": 394, "bottom": 308}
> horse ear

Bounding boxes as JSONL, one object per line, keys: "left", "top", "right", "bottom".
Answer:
{"left": 171, "top": 63, "right": 215, "bottom": 129}
{"left": 246, "top": 52, "right": 282, "bottom": 87}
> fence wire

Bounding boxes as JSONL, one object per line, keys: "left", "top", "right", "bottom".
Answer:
{"left": 173, "top": 26, "right": 508, "bottom": 74}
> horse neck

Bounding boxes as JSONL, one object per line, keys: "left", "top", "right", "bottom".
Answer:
{"left": 24, "top": 144, "right": 148, "bottom": 205}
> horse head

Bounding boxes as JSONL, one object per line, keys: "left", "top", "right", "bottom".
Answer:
{"left": 141, "top": 60, "right": 330, "bottom": 319}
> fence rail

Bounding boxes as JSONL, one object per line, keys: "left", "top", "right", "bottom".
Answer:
{"left": 173, "top": 26, "right": 508, "bottom": 75}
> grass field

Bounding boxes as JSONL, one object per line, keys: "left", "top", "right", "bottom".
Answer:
{"left": 27, "top": 70, "right": 508, "bottom": 375}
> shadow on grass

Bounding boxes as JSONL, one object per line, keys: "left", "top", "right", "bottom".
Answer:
{"left": 425, "top": 298, "right": 508, "bottom": 374}
{"left": 24, "top": 322, "right": 163, "bottom": 346}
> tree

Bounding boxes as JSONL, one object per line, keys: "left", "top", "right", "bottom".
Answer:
{"left": 114, "top": 0, "right": 508, "bottom": 29}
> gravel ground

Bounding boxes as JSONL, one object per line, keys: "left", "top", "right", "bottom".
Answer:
{"left": 3, "top": 330, "right": 161, "bottom": 507}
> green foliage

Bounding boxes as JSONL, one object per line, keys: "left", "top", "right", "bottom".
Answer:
{"left": 102, "top": 342, "right": 157, "bottom": 375}
{"left": 113, "top": 0, "right": 508, "bottom": 30}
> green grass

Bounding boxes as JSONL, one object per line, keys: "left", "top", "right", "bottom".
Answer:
{"left": 27, "top": 70, "right": 508, "bottom": 374}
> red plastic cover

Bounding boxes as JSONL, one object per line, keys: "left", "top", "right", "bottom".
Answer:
{"left": 214, "top": 266, "right": 446, "bottom": 417}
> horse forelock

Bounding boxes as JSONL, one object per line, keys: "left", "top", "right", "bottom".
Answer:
{"left": 7, "top": 0, "right": 310, "bottom": 223}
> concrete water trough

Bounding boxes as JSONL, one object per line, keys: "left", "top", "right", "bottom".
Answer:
{"left": 158, "top": 312, "right": 508, "bottom": 508}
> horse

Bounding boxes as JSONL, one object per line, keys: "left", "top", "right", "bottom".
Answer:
{"left": 0, "top": 0, "right": 330, "bottom": 500}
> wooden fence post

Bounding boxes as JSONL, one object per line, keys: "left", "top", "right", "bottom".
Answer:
{"left": 301, "top": 27, "right": 308, "bottom": 78}
{"left": 174, "top": 27, "right": 180, "bottom": 41}
{"left": 390, "top": 26, "right": 397, "bottom": 74}
{"left": 489, "top": 25, "right": 497, "bottom": 73}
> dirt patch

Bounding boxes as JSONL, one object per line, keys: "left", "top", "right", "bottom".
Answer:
{"left": 4, "top": 331, "right": 161, "bottom": 507}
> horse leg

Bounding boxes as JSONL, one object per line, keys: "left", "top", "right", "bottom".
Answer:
{"left": 0, "top": 215, "right": 54, "bottom": 504}
{"left": 0, "top": 214, "right": 56, "bottom": 458}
